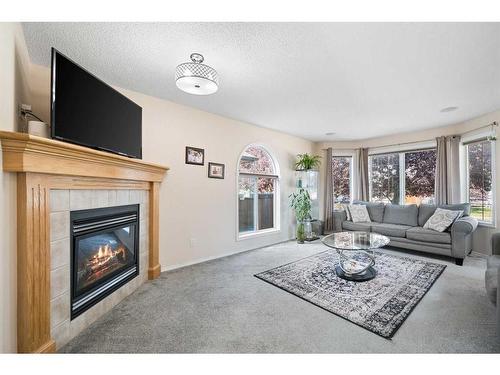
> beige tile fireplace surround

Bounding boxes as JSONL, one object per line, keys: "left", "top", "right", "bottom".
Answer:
{"left": 0, "top": 131, "right": 168, "bottom": 353}
{"left": 49, "top": 189, "right": 150, "bottom": 349}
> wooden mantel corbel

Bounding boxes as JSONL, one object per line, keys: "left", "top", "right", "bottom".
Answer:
{"left": 0, "top": 131, "right": 168, "bottom": 353}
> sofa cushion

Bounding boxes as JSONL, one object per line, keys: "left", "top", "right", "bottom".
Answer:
{"left": 383, "top": 204, "right": 418, "bottom": 226}
{"left": 418, "top": 203, "right": 471, "bottom": 226}
{"left": 485, "top": 255, "right": 500, "bottom": 304}
{"left": 348, "top": 204, "right": 371, "bottom": 223}
{"left": 353, "top": 200, "right": 385, "bottom": 222}
{"left": 406, "top": 227, "right": 451, "bottom": 244}
{"left": 418, "top": 204, "right": 437, "bottom": 226}
{"left": 342, "top": 221, "right": 371, "bottom": 232}
{"left": 371, "top": 223, "right": 411, "bottom": 238}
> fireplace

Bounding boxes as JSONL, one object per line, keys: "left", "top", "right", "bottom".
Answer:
{"left": 70, "top": 204, "right": 139, "bottom": 319}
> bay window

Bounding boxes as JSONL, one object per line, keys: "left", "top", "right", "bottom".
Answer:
{"left": 369, "top": 153, "right": 400, "bottom": 204}
{"left": 465, "top": 140, "right": 495, "bottom": 224}
{"left": 404, "top": 149, "right": 436, "bottom": 205}
{"left": 332, "top": 156, "right": 353, "bottom": 209}
{"left": 369, "top": 149, "right": 436, "bottom": 205}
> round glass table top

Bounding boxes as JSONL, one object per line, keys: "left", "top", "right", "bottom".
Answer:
{"left": 322, "top": 231, "right": 390, "bottom": 251}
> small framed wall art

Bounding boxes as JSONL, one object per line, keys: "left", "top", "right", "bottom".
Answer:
{"left": 208, "top": 162, "right": 225, "bottom": 179}
{"left": 185, "top": 146, "right": 205, "bottom": 165}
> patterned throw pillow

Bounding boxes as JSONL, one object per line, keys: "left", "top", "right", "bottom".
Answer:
{"left": 342, "top": 204, "right": 352, "bottom": 221}
{"left": 423, "top": 208, "right": 463, "bottom": 232}
{"left": 348, "top": 204, "right": 371, "bottom": 223}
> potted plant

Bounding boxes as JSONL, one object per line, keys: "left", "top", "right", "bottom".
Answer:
{"left": 289, "top": 188, "right": 312, "bottom": 243}
{"left": 295, "top": 153, "right": 321, "bottom": 171}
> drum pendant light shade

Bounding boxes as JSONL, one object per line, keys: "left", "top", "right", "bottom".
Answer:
{"left": 175, "top": 53, "right": 219, "bottom": 95}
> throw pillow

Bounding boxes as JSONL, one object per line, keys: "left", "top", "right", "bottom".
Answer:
{"left": 348, "top": 204, "right": 371, "bottom": 223}
{"left": 342, "top": 204, "right": 352, "bottom": 221}
{"left": 423, "top": 208, "right": 463, "bottom": 232}
{"left": 446, "top": 210, "right": 465, "bottom": 232}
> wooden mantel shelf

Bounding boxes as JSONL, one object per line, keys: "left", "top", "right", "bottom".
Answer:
{"left": 0, "top": 131, "right": 168, "bottom": 181}
{"left": 0, "top": 131, "right": 168, "bottom": 354}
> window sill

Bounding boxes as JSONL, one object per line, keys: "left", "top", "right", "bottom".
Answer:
{"left": 476, "top": 221, "right": 496, "bottom": 229}
{"left": 237, "top": 228, "right": 280, "bottom": 241}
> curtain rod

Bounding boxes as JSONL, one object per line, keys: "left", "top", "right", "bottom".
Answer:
{"left": 321, "top": 139, "right": 435, "bottom": 151}
{"left": 320, "top": 121, "right": 498, "bottom": 151}
{"left": 460, "top": 121, "right": 498, "bottom": 136}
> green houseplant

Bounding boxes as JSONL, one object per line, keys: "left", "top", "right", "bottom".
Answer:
{"left": 289, "top": 188, "right": 312, "bottom": 243}
{"left": 295, "top": 153, "right": 321, "bottom": 171}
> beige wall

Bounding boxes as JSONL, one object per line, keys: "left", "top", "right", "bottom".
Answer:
{"left": 315, "top": 110, "right": 500, "bottom": 255}
{"left": 2, "top": 56, "right": 314, "bottom": 351}
{"left": 29, "top": 64, "right": 314, "bottom": 269}
{"left": 0, "top": 23, "right": 32, "bottom": 353}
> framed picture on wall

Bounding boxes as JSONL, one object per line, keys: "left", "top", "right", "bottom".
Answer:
{"left": 208, "top": 162, "right": 225, "bottom": 179}
{"left": 185, "top": 146, "right": 205, "bottom": 165}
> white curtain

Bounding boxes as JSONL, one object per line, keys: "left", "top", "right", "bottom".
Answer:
{"left": 355, "top": 148, "right": 369, "bottom": 201}
{"left": 324, "top": 147, "right": 334, "bottom": 231}
{"left": 435, "top": 135, "right": 461, "bottom": 204}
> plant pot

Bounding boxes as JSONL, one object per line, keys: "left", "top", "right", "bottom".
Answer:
{"left": 296, "top": 221, "right": 306, "bottom": 243}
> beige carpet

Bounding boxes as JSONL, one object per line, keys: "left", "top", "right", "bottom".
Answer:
{"left": 61, "top": 241, "right": 500, "bottom": 353}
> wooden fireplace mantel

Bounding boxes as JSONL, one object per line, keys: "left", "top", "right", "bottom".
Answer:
{"left": 0, "top": 131, "right": 169, "bottom": 353}
{"left": 0, "top": 131, "right": 167, "bottom": 181}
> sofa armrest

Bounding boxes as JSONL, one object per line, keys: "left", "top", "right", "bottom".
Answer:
{"left": 333, "top": 210, "right": 347, "bottom": 232}
{"left": 452, "top": 216, "right": 478, "bottom": 235}
{"left": 451, "top": 216, "right": 478, "bottom": 259}
{"left": 492, "top": 233, "right": 500, "bottom": 256}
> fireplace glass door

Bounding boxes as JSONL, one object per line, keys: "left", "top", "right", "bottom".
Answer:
{"left": 75, "top": 224, "right": 137, "bottom": 295}
{"left": 71, "top": 205, "right": 139, "bottom": 318}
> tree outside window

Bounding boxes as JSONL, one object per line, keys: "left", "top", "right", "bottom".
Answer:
{"left": 332, "top": 156, "right": 352, "bottom": 209}
{"left": 467, "top": 141, "right": 493, "bottom": 223}
{"left": 370, "top": 153, "right": 400, "bottom": 204}
{"left": 238, "top": 145, "right": 279, "bottom": 235}
{"left": 370, "top": 149, "right": 436, "bottom": 205}
{"left": 405, "top": 149, "right": 436, "bottom": 204}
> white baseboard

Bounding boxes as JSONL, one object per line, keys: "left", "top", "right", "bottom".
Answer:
{"left": 161, "top": 238, "right": 293, "bottom": 272}
{"left": 469, "top": 251, "right": 488, "bottom": 258}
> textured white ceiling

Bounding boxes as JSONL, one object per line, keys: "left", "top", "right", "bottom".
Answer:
{"left": 22, "top": 22, "right": 500, "bottom": 141}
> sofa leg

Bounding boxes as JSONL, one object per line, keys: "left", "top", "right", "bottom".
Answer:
{"left": 455, "top": 258, "right": 464, "bottom": 266}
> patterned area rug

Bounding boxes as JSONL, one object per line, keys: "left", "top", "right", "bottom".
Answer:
{"left": 255, "top": 251, "right": 446, "bottom": 338}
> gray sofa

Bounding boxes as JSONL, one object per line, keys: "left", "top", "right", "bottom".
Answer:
{"left": 333, "top": 200, "right": 478, "bottom": 265}
{"left": 486, "top": 234, "right": 500, "bottom": 339}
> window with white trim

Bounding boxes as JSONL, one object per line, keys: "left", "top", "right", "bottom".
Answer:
{"left": 332, "top": 156, "right": 353, "bottom": 209}
{"left": 238, "top": 145, "right": 280, "bottom": 237}
{"left": 465, "top": 139, "right": 495, "bottom": 224}
{"left": 369, "top": 149, "right": 436, "bottom": 205}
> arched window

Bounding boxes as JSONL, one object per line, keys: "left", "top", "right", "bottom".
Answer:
{"left": 238, "top": 144, "right": 280, "bottom": 238}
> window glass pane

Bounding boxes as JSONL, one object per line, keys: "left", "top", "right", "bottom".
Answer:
{"left": 238, "top": 176, "right": 256, "bottom": 233}
{"left": 405, "top": 149, "right": 436, "bottom": 205}
{"left": 370, "top": 153, "right": 400, "bottom": 204}
{"left": 258, "top": 177, "right": 274, "bottom": 230}
{"left": 332, "top": 156, "right": 351, "bottom": 209}
{"left": 468, "top": 141, "right": 493, "bottom": 222}
{"left": 239, "top": 146, "right": 275, "bottom": 174}
{"left": 238, "top": 145, "right": 279, "bottom": 235}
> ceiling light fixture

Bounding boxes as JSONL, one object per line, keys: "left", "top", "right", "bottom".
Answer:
{"left": 440, "top": 106, "right": 458, "bottom": 113}
{"left": 325, "top": 132, "right": 336, "bottom": 136}
{"left": 175, "top": 53, "right": 219, "bottom": 95}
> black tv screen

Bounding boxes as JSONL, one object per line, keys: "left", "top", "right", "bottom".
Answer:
{"left": 51, "top": 48, "right": 142, "bottom": 159}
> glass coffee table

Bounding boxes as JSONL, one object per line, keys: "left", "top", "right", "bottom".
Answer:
{"left": 321, "top": 231, "right": 390, "bottom": 281}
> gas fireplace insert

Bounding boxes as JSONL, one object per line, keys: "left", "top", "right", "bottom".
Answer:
{"left": 70, "top": 204, "right": 139, "bottom": 319}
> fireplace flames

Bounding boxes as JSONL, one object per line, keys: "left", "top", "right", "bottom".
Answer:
{"left": 88, "top": 244, "right": 126, "bottom": 274}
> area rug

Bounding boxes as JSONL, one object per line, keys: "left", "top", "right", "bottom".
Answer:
{"left": 255, "top": 251, "right": 446, "bottom": 338}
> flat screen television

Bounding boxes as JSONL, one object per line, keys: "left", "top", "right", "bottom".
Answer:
{"left": 51, "top": 48, "right": 142, "bottom": 159}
